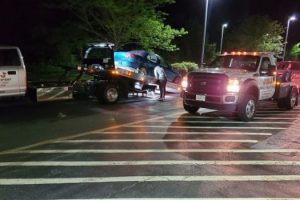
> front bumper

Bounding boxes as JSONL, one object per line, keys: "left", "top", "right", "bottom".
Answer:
{"left": 182, "top": 90, "right": 239, "bottom": 112}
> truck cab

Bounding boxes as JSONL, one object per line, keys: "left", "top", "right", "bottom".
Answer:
{"left": 0, "top": 46, "right": 26, "bottom": 98}
{"left": 182, "top": 51, "right": 298, "bottom": 121}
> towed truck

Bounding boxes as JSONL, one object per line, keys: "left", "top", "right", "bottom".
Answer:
{"left": 181, "top": 51, "right": 298, "bottom": 121}
{"left": 74, "top": 42, "right": 181, "bottom": 103}
{"left": 0, "top": 46, "right": 73, "bottom": 102}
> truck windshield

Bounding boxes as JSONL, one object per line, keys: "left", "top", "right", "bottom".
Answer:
{"left": 208, "top": 55, "right": 260, "bottom": 72}
{"left": 83, "top": 47, "right": 113, "bottom": 65}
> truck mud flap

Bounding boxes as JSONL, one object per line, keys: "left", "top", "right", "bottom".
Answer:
{"left": 35, "top": 86, "right": 73, "bottom": 102}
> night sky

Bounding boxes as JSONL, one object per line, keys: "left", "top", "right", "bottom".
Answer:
{"left": 165, "top": 0, "right": 300, "bottom": 49}
{"left": 0, "top": 0, "right": 299, "bottom": 53}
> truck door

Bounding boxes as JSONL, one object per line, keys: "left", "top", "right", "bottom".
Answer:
{"left": 0, "top": 48, "right": 24, "bottom": 97}
{"left": 257, "top": 57, "right": 275, "bottom": 100}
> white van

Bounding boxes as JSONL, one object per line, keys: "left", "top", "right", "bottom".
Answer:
{"left": 0, "top": 46, "right": 26, "bottom": 98}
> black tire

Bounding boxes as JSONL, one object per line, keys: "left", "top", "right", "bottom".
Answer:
{"left": 285, "top": 88, "right": 298, "bottom": 110}
{"left": 237, "top": 94, "right": 256, "bottom": 121}
{"left": 101, "top": 84, "right": 119, "bottom": 104}
{"left": 183, "top": 102, "right": 199, "bottom": 114}
{"left": 277, "top": 88, "right": 298, "bottom": 109}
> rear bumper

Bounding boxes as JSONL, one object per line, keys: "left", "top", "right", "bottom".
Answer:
{"left": 182, "top": 90, "right": 239, "bottom": 112}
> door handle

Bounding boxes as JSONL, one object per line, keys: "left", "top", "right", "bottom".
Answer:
{"left": 8, "top": 71, "right": 16, "bottom": 75}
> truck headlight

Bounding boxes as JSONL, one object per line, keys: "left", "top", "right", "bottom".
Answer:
{"left": 181, "top": 76, "right": 188, "bottom": 89}
{"left": 227, "top": 79, "right": 240, "bottom": 93}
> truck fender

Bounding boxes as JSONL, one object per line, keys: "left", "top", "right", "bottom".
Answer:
{"left": 238, "top": 79, "right": 259, "bottom": 103}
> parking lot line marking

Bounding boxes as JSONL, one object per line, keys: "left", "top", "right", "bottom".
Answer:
{"left": 1, "top": 160, "right": 300, "bottom": 167}
{"left": 0, "top": 111, "right": 185, "bottom": 155}
{"left": 9, "top": 149, "right": 300, "bottom": 154}
{"left": 54, "top": 139, "right": 258, "bottom": 143}
{"left": 1, "top": 175, "right": 300, "bottom": 185}
{"left": 91, "top": 131, "right": 272, "bottom": 136}
{"left": 255, "top": 114, "right": 299, "bottom": 116}
{"left": 166, "top": 116, "right": 296, "bottom": 120}
{"left": 126, "top": 125, "right": 285, "bottom": 130}
{"left": 256, "top": 110, "right": 300, "bottom": 113}
{"left": 254, "top": 117, "right": 297, "bottom": 120}
{"left": 147, "top": 120, "right": 291, "bottom": 124}
{"left": 54, "top": 198, "right": 300, "bottom": 200}
{"left": 56, "top": 198, "right": 300, "bottom": 200}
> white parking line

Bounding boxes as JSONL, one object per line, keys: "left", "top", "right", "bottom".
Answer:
{"left": 55, "top": 139, "right": 258, "bottom": 143}
{"left": 256, "top": 110, "right": 300, "bottom": 113}
{"left": 147, "top": 120, "right": 292, "bottom": 124}
{"left": 1, "top": 160, "right": 300, "bottom": 167}
{"left": 10, "top": 149, "right": 300, "bottom": 154}
{"left": 1, "top": 175, "right": 300, "bottom": 185}
{"left": 55, "top": 198, "right": 300, "bottom": 200}
{"left": 126, "top": 125, "right": 285, "bottom": 130}
{"left": 91, "top": 131, "right": 272, "bottom": 136}
{"left": 254, "top": 117, "right": 297, "bottom": 120}
{"left": 165, "top": 116, "right": 296, "bottom": 120}
{"left": 256, "top": 113, "right": 299, "bottom": 116}
{"left": 56, "top": 198, "right": 300, "bottom": 200}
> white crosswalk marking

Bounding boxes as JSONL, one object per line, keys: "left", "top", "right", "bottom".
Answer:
{"left": 54, "top": 139, "right": 258, "bottom": 143}
{"left": 1, "top": 160, "right": 300, "bottom": 167}
{"left": 1, "top": 175, "right": 300, "bottom": 185}
{"left": 11, "top": 149, "right": 300, "bottom": 154}
{"left": 1, "top": 101, "right": 299, "bottom": 199}
{"left": 57, "top": 198, "right": 300, "bottom": 200}
{"left": 164, "top": 116, "right": 298, "bottom": 120}
{"left": 126, "top": 125, "right": 286, "bottom": 130}
{"left": 148, "top": 120, "right": 293, "bottom": 124}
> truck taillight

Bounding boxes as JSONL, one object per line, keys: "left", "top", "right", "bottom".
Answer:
{"left": 111, "top": 70, "right": 119, "bottom": 75}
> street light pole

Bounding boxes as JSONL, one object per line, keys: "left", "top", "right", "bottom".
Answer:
{"left": 219, "top": 23, "right": 228, "bottom": 54}
{"left": 283, "top": 16, "right": 296, "bottom": 61}
{"left": 200, "top": 0, "right": 208, "bottom": 67}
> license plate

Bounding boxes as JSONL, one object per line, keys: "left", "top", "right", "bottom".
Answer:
{"left": 196, "top": 94, "right": 206, "bottom": 101}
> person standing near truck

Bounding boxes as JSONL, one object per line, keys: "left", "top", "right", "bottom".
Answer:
{"left": 154, "top": 60, "right": 167, "bottom": 101}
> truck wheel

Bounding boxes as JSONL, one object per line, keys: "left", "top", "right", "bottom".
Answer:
{"left": 285, "top": 88, "right": 298, "bottom": 110}
{"left": 102, "top": 85, "right": 119, "bottom": 104}
{"left": 238, "top": 95, "right": 256, "bottom": 121}
{"left": 183, "top": 102, "right": 199, "bottom": 114}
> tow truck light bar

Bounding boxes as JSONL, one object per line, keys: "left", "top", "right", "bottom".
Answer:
{"left": 223, "top": 51, "right": 260, "bottom": 56}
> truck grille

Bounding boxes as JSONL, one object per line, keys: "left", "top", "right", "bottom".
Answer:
{"left": 188, "top": 73, "right": 228, "bottom": 95}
